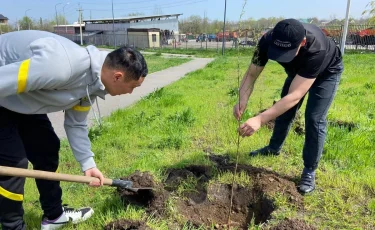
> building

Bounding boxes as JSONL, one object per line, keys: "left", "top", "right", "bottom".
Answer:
{"left": 54, "top": 23, "right": 85, "bottom": 35}
{"left": 66, "top": 13, "right": 182, "bottom": 46}
{"left": 0, "top": 14, "right": 9, "bottom": 25}
{"left": 127, "top": 28, "right": 160, "bottom": 49}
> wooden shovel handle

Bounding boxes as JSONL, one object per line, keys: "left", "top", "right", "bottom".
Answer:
{"left": 0, "top": 166, "right": 113, "bottom": 186}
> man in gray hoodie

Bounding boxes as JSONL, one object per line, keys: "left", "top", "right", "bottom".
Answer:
{"left": 0, "top": 30, "right": 148, "bottom": 230}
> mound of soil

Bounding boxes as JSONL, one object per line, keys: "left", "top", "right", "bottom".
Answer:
{"left": 117, "top": 155, "right": 303, "bottom": 229}
{"left": 118, "top": 171, "right": 168, "bottom": 216}
{"left": 329, "top": 119, "right": 357, "bottom": 131}
{"left": 104, "top": 220, "right": 150, "bottom": 230}
{"left": 270, "top": 218, "right": 316, "bottom": 230}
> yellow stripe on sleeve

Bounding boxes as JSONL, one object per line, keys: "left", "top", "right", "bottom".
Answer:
{"left": 72, "top": 105, "right": 91, "bottom": 112}
{"left": 17, "top": 59, "right": 31, "bottom": 94}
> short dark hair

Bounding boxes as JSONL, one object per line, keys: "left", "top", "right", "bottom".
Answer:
{"left": 104, "top": 46, "right": 148, "bottom": 80}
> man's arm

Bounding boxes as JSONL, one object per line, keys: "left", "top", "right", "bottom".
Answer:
{"left": 259, "top": 75, "right": 315, "bottom": 123}
{"left": 64, "top": 100, "right": 96, "bottom": 172}
{"left": 239, "top": 64, "right": 264, "bottom": 107}
{"left": 238, "top": 75, "right": 316, "bottom": 137}
{"left": 234, "top": 34, "right": 269, "bottom": 120}
{"left": 64, "top": 97, "right": 104, "bottom": 186}
{"left": 0, "top": 37, "right": 71, "bottom": 98}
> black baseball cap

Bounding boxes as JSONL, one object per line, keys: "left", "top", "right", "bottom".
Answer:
{"left": 268, "top": 19, "right": 306, "bottom": 63}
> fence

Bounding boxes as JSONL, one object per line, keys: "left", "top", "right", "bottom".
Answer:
{"left": 57, "top": 25, "right": 375, "bottom": 52}
{"left": 321, "top": 24, "right": 375, "bottom": 51}
{"left": 57, "top": 33, "right": 255, "bottom": 51}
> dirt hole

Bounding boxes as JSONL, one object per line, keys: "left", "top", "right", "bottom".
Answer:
{"left": 168, "top": 177, "right": 274, "bottom": 228}
{"left": 116, "top": 155, "right": 304, "bottom": 229}
{"left": 328, "top": 119, "right": 357, "bottom": 131}
{"left": 117, "top": 171, "right": 168, "bottom": 216}
{"left": 104, "top": 220, "right": 150, "bottom": 230}
{"left": 269, "top": 218, "right": 317, "bottom": 230}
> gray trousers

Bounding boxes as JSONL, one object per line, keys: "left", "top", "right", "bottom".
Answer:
{"left": 268, "top": 70, "right": 342, "bottom": 170}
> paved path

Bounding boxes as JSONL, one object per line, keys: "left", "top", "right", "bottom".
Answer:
{"left": 48, "top": 57, "right": 214, "bottom": 138}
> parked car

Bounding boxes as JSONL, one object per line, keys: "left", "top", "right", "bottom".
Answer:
{"left": 196, "top": 34, "right": 207, "bottom": 42}
{"left": 207, "top": 34, "right": 216, "bottom": 42}
{"left": 239, "top": 40, "right": 257, "bottom": 47}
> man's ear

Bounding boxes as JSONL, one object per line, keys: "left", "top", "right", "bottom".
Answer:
{"left": 113, "top": 71, "right": 124, "bottom": 82}
{"left": 301, "top": 37, "right": 307, "bottom": 47}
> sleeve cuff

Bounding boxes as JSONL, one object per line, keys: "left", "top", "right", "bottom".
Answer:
{"left": 79, "top": 157, "right": 97, "bottom": 172}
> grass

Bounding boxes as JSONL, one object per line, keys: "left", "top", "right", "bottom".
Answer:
{"left": 20, "top": 51, "right": 375, "bottom": 229}
{"left": 143, "top": 54, "right": 192, "bottom": 73}
{"left": 142, "top": 47, "right": 256, "bottom": 58}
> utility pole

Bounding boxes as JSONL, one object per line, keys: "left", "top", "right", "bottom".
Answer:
{"left": 111, "top": 0, "right": 116, "bottom": 48}
{"left": 78, "top": 6, "right": 83, "bottom": 45}
{"left": 341, "top": 0, "right": 351, "bottom": 55}
{"left": 222, "top": 0, "right": 227, "bottom": 55}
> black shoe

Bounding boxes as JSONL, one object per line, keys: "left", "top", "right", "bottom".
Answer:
{"left": 298, "top": 169, "right": 316, "bottom": 195}
{"left": 249, "top": 146, "right": 280, "bottom": 157}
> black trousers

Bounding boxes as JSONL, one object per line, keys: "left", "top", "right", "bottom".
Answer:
{"left": 268, "top": 71, "right": 342, "bottom": 171}
{"left": 0, "top": 107, "right": 63, "bottom": 230}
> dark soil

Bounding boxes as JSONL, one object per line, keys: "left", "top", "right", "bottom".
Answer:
{"left": 293, "top": 112, "right": 305, "bottom": 136}
{"left": 269, "top": 218, "right": 317, "bottom": 230}
{"left": 328, "top": 119, "right": 357, "bottom": 131}
{"left": 104, "top": 220, "right": 150, "bottom": 230}
{"left": 117, "top": 171, "right": 168, "bottom": 216}
{"left": 116, "top": 155, "right": 304, "bottom": 229}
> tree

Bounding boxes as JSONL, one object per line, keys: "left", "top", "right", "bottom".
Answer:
{"left": 19, "top": 16, "right": 33, "bottom": 30}
{"left": 363, "top": 1, "right": 375, "bottom": 23}
{"left": 0, "top": 25, "right": 12, "bottom": 34}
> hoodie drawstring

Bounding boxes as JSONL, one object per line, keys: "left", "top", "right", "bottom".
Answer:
{"left": 86, "top": 85, "right": 102, "bottom": 128}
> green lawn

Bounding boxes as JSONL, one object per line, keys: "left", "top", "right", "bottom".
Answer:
{"left": 144, "top": 54, "right": 192, "bottom": 73}
{"left": 21, "top": 52, "right": 375, "bottom": 229}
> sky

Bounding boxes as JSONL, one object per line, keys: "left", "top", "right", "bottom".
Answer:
{"left": 1, "top": 0, "right": 372, "bottom": 25}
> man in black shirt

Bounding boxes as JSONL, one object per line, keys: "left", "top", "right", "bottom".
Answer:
{"left": 234, "top": 19, "right": 343, "bottom": 194}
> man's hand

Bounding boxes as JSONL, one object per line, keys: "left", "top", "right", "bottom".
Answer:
{"left": 233, "top": 103, "right": 247, "bottom": 121}
{"left": 84, "top": 167, "right": 104, "bottom": 187}
{"left": 238, "top": 116, "right": 262, "bottom": 137}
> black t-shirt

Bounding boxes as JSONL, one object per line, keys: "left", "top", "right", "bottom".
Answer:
{"left": 252, "top": 23, "right": 343, "bottom": 79}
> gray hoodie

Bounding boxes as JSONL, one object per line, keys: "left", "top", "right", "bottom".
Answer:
{"left": 0, "top": 30, "right": 109, "bottom": 172}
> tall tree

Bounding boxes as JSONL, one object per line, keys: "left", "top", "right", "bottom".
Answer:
{"left": 363, "top": 1, "right": 375, "bottom": 23}
{"left": 19, "top": 16, "right": 33, "bottom": 30}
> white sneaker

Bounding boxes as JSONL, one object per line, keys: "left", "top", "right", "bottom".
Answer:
{"left": 41, "top": 205, "right": 94, "bottom": 230}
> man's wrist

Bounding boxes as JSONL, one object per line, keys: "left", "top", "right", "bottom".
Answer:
{"left": 80, "top": 157, "right": 96, "bottom": 172}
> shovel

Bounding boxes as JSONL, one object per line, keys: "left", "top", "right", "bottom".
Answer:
{"left": 0, "top": 166, "right": 153, "bottom": 192}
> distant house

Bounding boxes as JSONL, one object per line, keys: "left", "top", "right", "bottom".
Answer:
{"left": 0, "top": 14, "right": 9, "bottom": 25}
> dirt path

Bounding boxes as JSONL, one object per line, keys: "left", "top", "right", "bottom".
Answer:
{"left": 48, "top": 57, "right": 214, "bottom": 138}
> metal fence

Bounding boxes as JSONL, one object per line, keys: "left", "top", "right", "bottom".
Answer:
{"left": 321, "top": 24, "right": 375, "bottom": 51}
{"left": 57, "top": 33, "right": 254, "bottom": 50}
{"left": 57, "top": 25, "right": 375, "bottom": 52}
